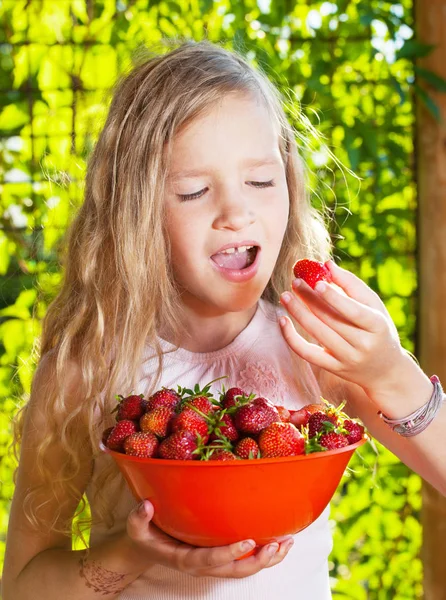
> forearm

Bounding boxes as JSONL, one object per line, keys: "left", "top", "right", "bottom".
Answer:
{"left": 5, "top": 532, "right": 150, "bottom": 600}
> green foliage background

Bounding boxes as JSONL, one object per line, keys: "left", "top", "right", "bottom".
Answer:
{"left": 1, "top": 0, "right": 440, "bottom": 597}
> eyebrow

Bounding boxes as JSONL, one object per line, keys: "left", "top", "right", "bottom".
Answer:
{"left": 169, "top": 157, "right": 282, "bottom": 180}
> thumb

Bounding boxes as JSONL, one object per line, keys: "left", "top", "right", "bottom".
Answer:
{"left": 127, "top": 499, "right": 155, "bottom": 543}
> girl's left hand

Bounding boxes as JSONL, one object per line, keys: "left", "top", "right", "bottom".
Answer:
{"left": 279, "top": 260, "right": 406, "bottom": 397}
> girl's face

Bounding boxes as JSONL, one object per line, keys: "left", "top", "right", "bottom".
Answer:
{"left": 164, "top": 93, "right": 290, "bottom": 316}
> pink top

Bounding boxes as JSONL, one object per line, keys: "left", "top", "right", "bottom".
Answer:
{"left": 86, "top": 299, "right": 333, "bottom": 599}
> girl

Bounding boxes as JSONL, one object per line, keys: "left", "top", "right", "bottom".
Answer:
{"left": 3, "top": 40, "right": 446, "bottom": 600}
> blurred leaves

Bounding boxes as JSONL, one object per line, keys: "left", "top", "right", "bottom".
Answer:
{"left": 0, "top": 0, "right": 434, "bottom": 597}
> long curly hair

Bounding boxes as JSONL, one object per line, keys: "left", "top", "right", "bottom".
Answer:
{"left": 13, "top": 39, "right": 331, "bottom": 539}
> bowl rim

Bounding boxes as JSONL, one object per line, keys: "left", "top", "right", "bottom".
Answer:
{"left": 99, "top": 436, "right": 368, "bottom": 466}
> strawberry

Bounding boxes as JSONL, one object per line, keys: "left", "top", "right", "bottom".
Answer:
{"left": 140, "top": 406, "right": 174, "bottom": 438}
{"left": 343, "top": 420, "right": 365, "bottom": 444}
{"left": 308, "top": 411, "right": 338, "bottom": 437}
{"left": 124, "top": 431, "right": 159, "bottom": 457}
{"left": 147, "top": 388, "right": 182, "bottom": 411}
{"left": 101, "top": 427, "right": 114, "bottom": 446}
{"left": 234, "top": 437, "right": 261, "bottom": 459}
{"left": 289, "top": 404, "right": 322, "bottom": 428}
{"left": 158, "top": 430, "right": 199, "bottom": 460}
{"left": 106, "top": 420, "right": 138, "bottom": 451}
{"left": 275, "top": 405, "right": 291, "bottom": 422}
{"left": 114, "top": 394, "right": 147, "bottom": 421}
{"left": 234, "top": 397, "right": 280, "bottom": 435}
{"left": 293, "top": 259, "right": 332, "bottom": 289}
{"left": 208, "top": 449, "right": 237, "bottom": 461}
{"left": 210, "top": 412, "right": 239, "bottom": 442}
{"left": 183, "top": 396, "right": 215, "bottom": 415}
{"left": 319, "top": 432, "right": 349, "bottom": 450}
{"left": 172, "top": 408, "right": 210, "bottom": 443}
{"left": 221, "top": 387, "right": 246, "bottom": 408}
{"left": 258, "top": 422, "right": 305, "bottom": 457}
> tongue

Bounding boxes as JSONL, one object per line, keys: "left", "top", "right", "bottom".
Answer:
{"left": 212, "top": 250, "right": 250, "bottom": 270}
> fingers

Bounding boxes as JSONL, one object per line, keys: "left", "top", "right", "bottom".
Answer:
{"left": 175, "top": 539, "right": 257, "bottom": 572}
{"left": 325, "top": 260, "right": 382, "bottom": 310}
{"left": 126, "top": 499, "right": 155, "bottom": 543}
{"left": 202, "top": 538, "right": 294, "bottom": 578}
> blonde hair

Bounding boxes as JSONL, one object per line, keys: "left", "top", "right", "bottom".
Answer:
{"left": 13, "top": 39, "right": 331, "bottom": 538}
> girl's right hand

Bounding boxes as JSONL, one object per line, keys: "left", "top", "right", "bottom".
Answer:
{"left": 126, "top": 499, "right": 295, "bottom": 578}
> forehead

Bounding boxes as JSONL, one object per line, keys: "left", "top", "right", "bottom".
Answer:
{"left": 167, "top": 93, "right": 283, "bottom": 172}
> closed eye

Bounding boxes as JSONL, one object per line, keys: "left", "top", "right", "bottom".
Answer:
{"left": 248, "top": 180, "right": 275, "bottom": 188}
{"left": 178, "top": 187, "right": 208, "bottom": 201}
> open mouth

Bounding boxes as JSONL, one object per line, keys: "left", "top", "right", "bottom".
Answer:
{"left": 210, "top": 245, "right": 259, "bottom": 271}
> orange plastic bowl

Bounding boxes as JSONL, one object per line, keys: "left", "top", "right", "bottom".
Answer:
{"left": 101, "top": 438, "right": 366, "bottom": 548}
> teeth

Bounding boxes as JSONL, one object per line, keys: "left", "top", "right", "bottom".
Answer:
{"left": 220, "top": 245, "right": 254, "bottom": 254}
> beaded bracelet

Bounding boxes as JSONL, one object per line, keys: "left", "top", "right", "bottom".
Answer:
{"left": 378, "top": 375, "right": 446, "bottom": 437}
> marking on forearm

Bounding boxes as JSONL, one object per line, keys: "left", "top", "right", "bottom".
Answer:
{"left": 79, "top": 553, "right": 127, "bottom": 596}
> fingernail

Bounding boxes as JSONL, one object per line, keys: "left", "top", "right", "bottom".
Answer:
{"left": 292, "top": 278, "right": 302, "bottom": 288}
{"left": 241, "top": 540, "right": 255, "bottom": 552}
{"left": 281, "top": 292, "right": 291, "bottom": 303}
{"left": 286, "top": 539, "right": 294, "bottom": 549}
{"left": 315, "top": 281, "right": 326, "bottom": 293}
{"left": 267, "top": 543, "right": 279, "bottom": 555}
{"left": 279, "top": 316, "right": 286, "bottom": 327}
{"left": 138, "top": 501, "right": 147, "bottom": 516}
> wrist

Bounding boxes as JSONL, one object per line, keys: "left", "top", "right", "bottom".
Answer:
{"left": 109, "top": 531, "right": 154, "bottom": 576}
{"left": 363, "top": 353, "right": 433, "bottom": 418}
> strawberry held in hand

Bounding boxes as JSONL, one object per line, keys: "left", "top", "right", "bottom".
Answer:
{"left": 293, "top": 259, "right": 332, "bottom": 289}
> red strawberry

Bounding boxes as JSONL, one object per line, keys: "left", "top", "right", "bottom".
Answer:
{"left": 319, "top": 432, "right": 349, "bottom": 450}
{"left": 258, "top": 422, "right": 305, "bottom": 457}
{"left": 114, "top": 394, "right": 147, "bottom": 421}
{"left": 101, "top": 427, "right": 114, "bottom": 446}
{"left": 159, "top": 431, "right": 199, "bottom": 460}
{"left": 289, "top": 408, "right": 311, "bottom": 428}
{"left": 124, "top": 431, "right": 159, "bottom": 457}
{"left": 343, "top": 420, "right": 365, "bottom": 444}
{"left": 275, "top": 405, "right": 291, "bottom": 422}
{"left": 293, "top": 259, "right": 332, "bottom": 289}
{"left": 289, "top": 404, "right": 322, "bottom": 428}
{"left": 147, "top": 388, "right": 182, "bottom": 411}
{"left": 208, "top": 449, "right": 237, "bottom": 461}
{"left": 210, "top": 413, "right": 239, "bottom": 442}
{"left": 172, "top": 409, "right": 210, "bottom": 443}
{"left": 183, "top": 396, "right": 215, "bottom": 415}
{"left": 106, "top": 420, "right": 138, "bottom": 451}
{"left": 234, "top": 398, "right": 279, "bottom": 435}
{"left": 234, "top": 437, "right": 261, "bottom": 459}
{"left": 140, "top": 407, "right": 174, "bottom": 438}
{"left": 222, "top": 387, "right": 246, "bottom": 408}
{"left": 308, "top": 411, "right": 338, "bottom": 437}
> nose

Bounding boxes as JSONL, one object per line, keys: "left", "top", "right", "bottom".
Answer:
{"left": 212, "top": 184, "right": 256, "bottom": 232}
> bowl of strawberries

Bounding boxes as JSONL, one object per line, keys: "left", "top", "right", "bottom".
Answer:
{"left": 101, "top": 377, "right": 367, "bottom": 550}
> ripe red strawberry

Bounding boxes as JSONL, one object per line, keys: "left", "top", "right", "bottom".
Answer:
{"left": 101, "top": 427, "right": 114, "bottom": 446}
{"left": 258, "top": 422, "right": 305, "bottom": 457}
{"left": 319, "top": 432, "right": 349, "bottom": 450}
{"left": 124, "top": 431, "right": 159, "bottom": 457}
{"left": 183, "top": 396, "right": 215, "bottom": 415}
{"left": 289, "top": 403, "right": 322, "bottom": 428}
{"left": 275, "top": 405, "right": 291, "bottom": 422}
{"left": 308, "top": 411, "right": 338, "bottom": 437}
{"left": 235, "top": 437, "right": 261, "bottom": 459}
{"left": 172, "top": 408, "right": 210, "bottom": 443}
{"left": 208, "top": 449, "right": 237, "bottom": 461}
{"left": 147, "top": 388, "right": 182, "bottom": 411}
{"left": 106, "top": 420, "right": 138, "bottom": 451}
{"left": 293, "top": 259, "right": 332, "bottom": 289}
{"left": 234, "top": 398, "right": 280, "bottom": 435}
{"left": 140, "top": 407, "right": 174, "bottom": 438}
{"left": 114, "top": 394, "right": 147, "bottom": 421}
{"left": 210, "top": 413, "right": 239, "bottom": 442}
{"left": 158, "top": 430, "right": 199, "bottom": 460}
{"left": 221, "top": 387, "right": 246, "bottom": 408}
{"left": 343, "top": 420, "right": 365, "bottom": 444}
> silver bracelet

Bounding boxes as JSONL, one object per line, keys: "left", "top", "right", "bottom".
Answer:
{"left": 378, "top": 375, "right": 446, "bottom": 437}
